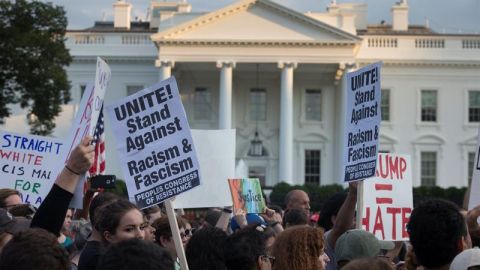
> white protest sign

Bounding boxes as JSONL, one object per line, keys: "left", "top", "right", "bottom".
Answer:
{"left": 172, "top": 129, "right": 234, "bottom": 209}
{"left": 468, "top": 126, "right": 480, "bottom": 210}
{"left": 105, "top": 77, "right": 201, "bottom": 209}
{"left": 360, "top": 153, "right": 413, "bottom": 241}
{"left": 0, "top": 131, "right": 65, "bottom": 207}
{"left": 63, "top": 57, "right": 111, "bottom": 208}
{"left": 342, "top": 62, "right": 382, "bottom": 182}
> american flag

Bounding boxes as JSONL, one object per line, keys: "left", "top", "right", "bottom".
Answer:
{"left": 89, "top": 105, "right": 105, "bottom": 175}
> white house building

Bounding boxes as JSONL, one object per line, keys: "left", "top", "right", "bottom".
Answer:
{"left": 3, "top": 0, "right": 480, "bottom": 188}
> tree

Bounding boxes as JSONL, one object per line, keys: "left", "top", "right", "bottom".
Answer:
{"left": 0, "top": 0, "right": 72, "bottom": 135}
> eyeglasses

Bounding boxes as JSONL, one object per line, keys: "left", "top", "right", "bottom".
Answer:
{"left": 260, "top": 255, "right": 275, "bottom": 265}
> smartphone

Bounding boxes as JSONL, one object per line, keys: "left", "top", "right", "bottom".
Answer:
{"left": 90, "top": 175, "right": 116, "bottom": 189}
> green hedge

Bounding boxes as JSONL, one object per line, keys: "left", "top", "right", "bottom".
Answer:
{"left": 268, "top": 182, "right": 467, "bottom": 212}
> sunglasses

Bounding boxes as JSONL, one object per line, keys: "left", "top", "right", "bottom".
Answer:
{"left": 260, "top": 255, "right": 275, "bottom": 265}
{"left": 180, "top": 229, "right": 196, "bottom": 238}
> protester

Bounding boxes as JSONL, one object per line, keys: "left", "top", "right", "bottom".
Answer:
{"left": 317, "top": 192, "right": 347, "bottom": 232}
{"left": 284, "top": 189, "right": 311, "bottom": 216}
{"left": 324, "top": 182, "right": 358, "bottom": 270}
{"left": 334, "top": 229, "right": 394, "bottom": 269}
{"left": 0, "top": 208, "right": 30, "bottom": 253}
{"left": 58, "top": 208, "right": 74, "bottom": 248}
{"left": 272, "top": 225, "right": 329, "bottom": 270}
{"left": 224, "top": 226, "right": 273, "bottom": 270}
{"left": 0, "top": 189, "right": 23, "bottom": 211}
{"left": 96, "top": 239, "right": 174, "bottom": 270}
{"left": 143, "top": 205, "right": 162, "bottom": 224}
{"left": 153, "top": 215, "right": 188, "bottom": 270}
{"left": 282, "top": 208, "right": 308, "bottom": 228}
{"left": 407, "top": 199, "right": 471, "bottom": 270}
{"left": 186, "top": 226, "right": 227, "bottom": 270}
{"left": 466, "top": 204, "right": 480, "bottom": 248}
{"left": 0, "top": 228, "right": 69, "bottom": 270}
{"left": 70, "top": 219, "right": 92, "bottom": 270}
{"left": 77, "top": 192, "right": 118, "bottom": 270}
{"left": 449, "top": 247, "right": 480, "bottom": 270}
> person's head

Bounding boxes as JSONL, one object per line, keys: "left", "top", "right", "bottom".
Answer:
{"left": 89, "top": 192, "right": 118, "bottom": 228}
{"left": 284, "top": 189, "right": 310, "bottom": 216}
{"left": 0, "top": 228, "right": 69, "bottom": 270}
{"left": 95, "top": 200, "right": 146, "bottom": 244}
{"left": 283, "top": 208, "right": 308, "bottom": 228}
{"left": 142, "top": 205, "right": 162, "bottom": 224}
{"left": 62, "top": 208, "right": 73, "bottom": 233}
{"left": 450, "top": 247, "right": 480, "bottom": 270}
{"left": 224, "top": 227, "right": 273, "bottom": 270}
{"left": 186, "top": 226, "right": 227, "bottom": 270}
{"left": 0, "top": 208, "right": 30, "bottom": 253}
{"left": 152, "top": 215, "right": 187, "bottom": 258}
{"left": 407, "top": 199, "right": 470, "bottom": 269}
{"left": 96, "top": 238, "right": 174, "bottom": 270}
{"left": 342, "top": 257, "right": 394, "bottom": 270}
{"left": 71, "top": 219, "right": 92, "bottom": 251}
{"left": 335, "top": 229, "right": 394, "bottom": 269}
{"left": 0, "top": 189, "right": 22, "bottom": 211}
{"left": 318, "top": 192, "right": 347, "bottom": 231}
{"left": 272, "top": 225, "right": 329, "bottom": 270}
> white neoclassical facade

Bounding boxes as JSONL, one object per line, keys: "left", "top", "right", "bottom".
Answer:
{"left": 3, "top": 0, "right": 480, "bottom": 188}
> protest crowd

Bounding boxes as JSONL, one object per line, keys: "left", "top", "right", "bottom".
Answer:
{"left": 0, "top": 133, "right": 480, "bottom": 270}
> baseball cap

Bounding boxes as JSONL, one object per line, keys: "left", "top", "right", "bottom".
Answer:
{"left": 0, "top": 208, "right": 31, "bottom": 235}
{"left": 450, "top": 248, "right": 480, "bottom": 270}
{"left": 335, "top": 229, "right": 395, "bottom": 263}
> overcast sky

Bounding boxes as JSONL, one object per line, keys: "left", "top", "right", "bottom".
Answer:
{"left": 45, "top": 0, "right": 480, "bottom": 34}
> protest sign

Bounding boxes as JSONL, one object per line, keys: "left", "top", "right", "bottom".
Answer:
{"left": 360, "top": 153, "right": 413, "bottom": 241}
{"left": 172, "top": 129, "right": 234, "bottom": 209}
{"left": 342, "top": 62, "right": 382, "bottom": 182}
{"left": 105, "top": 77, "right": 200, "bottom": 209}
{"left": 228, "top": 178, "right": 266, "bottom": 213}
{"left": 63, "top": 57, "right": 111, "bottom": 208}
{"left": 468, "top": 126, "right": 480, "bottom": 210}
{"left": 0, "top": 131, "right": 65, "bottom": 207}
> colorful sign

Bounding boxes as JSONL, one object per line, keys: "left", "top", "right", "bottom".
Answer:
{"left": 360, "top": 153, "right": 413, "bottom": 241}
{"left": 0, "top": 131, "right": 65, "bottom": 207}
{"left": 228, "top": 178, "right": 266, "bottom": 213}
{"left": 106, "top": 77, "right": 201, "bottom": 209}
{"left": 342, "top": 62, "right": 382, "bottom": 182}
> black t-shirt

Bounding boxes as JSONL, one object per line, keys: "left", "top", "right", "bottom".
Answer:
{"left": 78, "top": 240, "right": 105, "bottom": 270}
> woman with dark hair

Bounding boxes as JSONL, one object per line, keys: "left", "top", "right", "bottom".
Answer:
{"left": 94, "top": 200, "right": 146, "bottom": 244}
{"left": 272, "top": 226, "right": 330, "bottom": 270}
{"left": 186, "top": 226, "right": 227, "bottom": 270}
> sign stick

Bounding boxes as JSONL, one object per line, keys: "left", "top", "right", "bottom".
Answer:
{"left": 355, "top": 180, "right": 364, "bottom": 229}
{"left": 165, "top": 198, "right": 189, "bottom": 270}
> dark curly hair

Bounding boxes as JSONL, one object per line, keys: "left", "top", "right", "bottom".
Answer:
{"left": 186, "top": 227, "right": 227, "bottom": 270}
{"left": 0, "top": 228, "right": 69, "bottom": 270}
{"left": 224, "top": 227, "right": 267, "bottom": 270}
{"left": 317, "top": 192, "right": 347, "bottom": 231}
{"left": 407, "top": 199, "right": 467, "bottom": 268}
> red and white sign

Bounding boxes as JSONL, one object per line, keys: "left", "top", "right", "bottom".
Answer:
{"left": 360, "top": 153, "right": 413, "bottom": 241}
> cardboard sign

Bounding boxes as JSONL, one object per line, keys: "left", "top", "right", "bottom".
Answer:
{"left": 228, "top": 178, "right": 266, "bottom": 213}
{"left": 63, "top": 57, "right": 111, "bottom": 208}
{"left": 0, "top": 131, "right": 65, "bottom": 207}
{"left": 342, "top": 62, "right": 382, "bottom": 182}
{"left": 468, "top": 127, "right": 480, "bottom": 210}
{"left": 360, "top": 153, "right": 413, "bottom": 241}
{"left": 105, "top": 77, "right": 201, "bottom": 209}
{"left": 172, "top": 129, "right": 234, "bottom": 209}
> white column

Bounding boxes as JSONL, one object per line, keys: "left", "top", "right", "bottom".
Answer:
{"left": 216, "top": 61, "right": 235, "bottom": 129}
{"left": 278, "top": 62, "right": 296, "bottom": 184}
{"left": 155, "top": 60, "right": 174, "bottom": 81}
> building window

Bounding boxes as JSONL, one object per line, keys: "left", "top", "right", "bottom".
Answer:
{"left": 80, "top": 84, "right": 87, "bottom": 98}
{"left": 305, "top": 89, "right": 322, "bottom": 121}
{"left": 468, "top": 152, "right": 476, "bottom": 185}
{"left": 127, "top": 85, "right": 144, "bottom": 96}
{"left": 250, "top": 88, "right": 266, "bottom": 121}
{"left": 248, "top": 166, "right": 266, "bottom": 187}
{"left": 194, "top": 87, "right": 212, "bottom": 120}
{"left": 381, "top": 89, "right": 390, "bottom": 121}
{"left": 305, "top": 150, "right": 321, "bottom": 185}
{"left": 469, "top": 91, "right": 480, "bottom": 122}
{"left": 421, "top": 151, "right": 437, "bottom": 186}
{"left": 421, "top": 90, "right": 437, "bottom": 122}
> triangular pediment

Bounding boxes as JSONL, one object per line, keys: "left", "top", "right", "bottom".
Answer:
{"left": 152, "top": 0, "right": 360, "bottom": 45}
